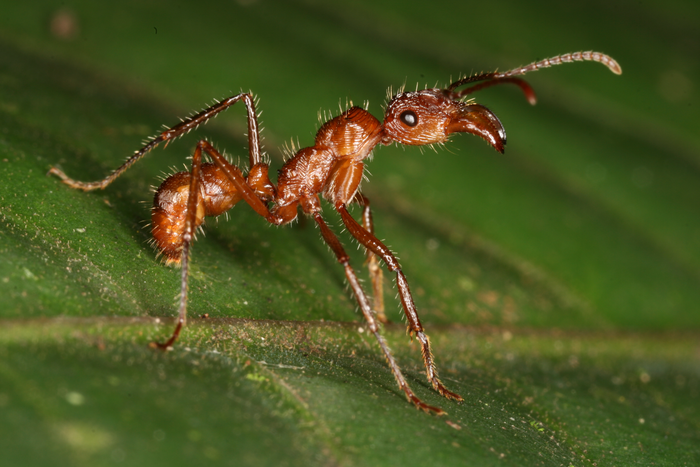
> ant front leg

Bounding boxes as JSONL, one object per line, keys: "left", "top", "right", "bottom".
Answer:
{"left": 336, "top": 203, "right": 462, "bottom": 402}
{"left": 354, "top": 193, "right": 387, "bottom": 323}
{"left": 312, "top": 212, "right": 445, "bottom": 414}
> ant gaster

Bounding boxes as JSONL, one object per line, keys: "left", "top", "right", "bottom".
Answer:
{"left": 50, "top": 52, "right": 621, "bottom": 414}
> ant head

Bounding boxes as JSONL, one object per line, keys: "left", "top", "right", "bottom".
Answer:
{"left": 383, "top": 89, "right": 506, "bottom": 153}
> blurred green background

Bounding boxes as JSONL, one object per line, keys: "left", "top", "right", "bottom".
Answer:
{"left": 0, "top": 1, "right": 698, "bottom": 466}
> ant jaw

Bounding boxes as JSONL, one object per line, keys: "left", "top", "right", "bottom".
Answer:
{"left": 447, "top": 103, "right": 506, "bottom": 154}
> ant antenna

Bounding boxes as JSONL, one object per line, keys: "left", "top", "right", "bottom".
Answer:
{"left": 447, "top": 51, "right": 621, "bottom": 104}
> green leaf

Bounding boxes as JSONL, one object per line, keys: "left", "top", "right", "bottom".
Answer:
{"left": 1, "top": 1, "right": 698, "bottom": 466}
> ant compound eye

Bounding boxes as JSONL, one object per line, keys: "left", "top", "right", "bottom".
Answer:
{"left": 399, "top": 110, "right": 418, "bottom": 127}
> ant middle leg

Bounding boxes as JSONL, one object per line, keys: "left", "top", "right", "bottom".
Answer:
{"left": 354, "top": 193, "right": 387, "bottom": 323}
{"left": 336, "top": 203, "right": 462, "bottom": 402}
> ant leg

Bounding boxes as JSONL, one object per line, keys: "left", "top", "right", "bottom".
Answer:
{"left": 336, "top": 203, "right": 462, "bottom": 402}
{"left": 153, "top": 139, "right": 279, "bottom": 349}
{"left": 49, "top": 93, "right": 263, "bottom": 191}
{"left": 194, "top": 141, "right": 281, "bottom": 223}
{"left": 354, "top": 193, "right": 387, "bottom": 323}
{"left": 313, "top": 212, "right": 445, "bottom": 414}
{"left": 151, "top": 142, "right": 208, "bottom": 349}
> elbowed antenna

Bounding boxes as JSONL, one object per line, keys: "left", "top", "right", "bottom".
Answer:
{"left": 446, "top": 51, "right": 621, "bottom": 104}
{"left": 494, "top": 51, "right": 622, "bottom": 79}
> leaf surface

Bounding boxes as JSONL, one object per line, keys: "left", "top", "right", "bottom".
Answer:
{"left": 0, "top": 1, "right": 698, "bottom": 466}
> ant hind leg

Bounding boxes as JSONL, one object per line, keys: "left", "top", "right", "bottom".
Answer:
{"left": 150, "top": 141, "right": 209, "bottom": 349}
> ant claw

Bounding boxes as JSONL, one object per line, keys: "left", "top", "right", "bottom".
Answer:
{"left": 410, "top": 396, "right": 446, "bottom": 415}
{"left": 148, "top": 341, "right": 172, "bottom": 351}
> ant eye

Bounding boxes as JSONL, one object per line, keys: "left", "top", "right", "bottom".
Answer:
{"left": 399, "top": 110, "right": 418, "bottom": 127}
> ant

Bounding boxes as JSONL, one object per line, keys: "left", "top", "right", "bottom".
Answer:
{"left": 49, "top": 51, "right": 621, "bottom": 414}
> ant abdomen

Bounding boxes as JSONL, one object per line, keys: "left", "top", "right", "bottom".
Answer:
{"left": 151, "top": 163, "right": 242, "bottom": 263}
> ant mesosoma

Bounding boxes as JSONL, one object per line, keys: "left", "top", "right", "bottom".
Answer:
{"left": 50, "top": 51, "right": 621, "bottom": 414}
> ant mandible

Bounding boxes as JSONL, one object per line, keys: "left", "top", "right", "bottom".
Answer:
{"left": 49, "top": 51, "right": 621, "bottom": 414}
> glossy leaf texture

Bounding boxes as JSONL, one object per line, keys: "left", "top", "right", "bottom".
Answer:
{"left": 0, "top": 1, "right": 698, "bottom": 466}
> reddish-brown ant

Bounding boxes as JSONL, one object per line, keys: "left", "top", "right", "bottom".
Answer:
{"left": 49, "top": 51, "right": 621, "bottom": 414}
